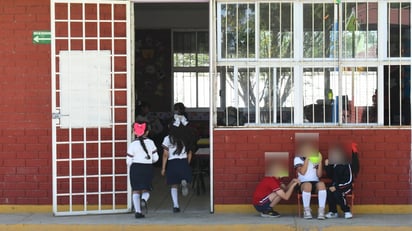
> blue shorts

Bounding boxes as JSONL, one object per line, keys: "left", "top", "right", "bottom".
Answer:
{"left": 254, "top": 200, "right": 272, "bottom": 213}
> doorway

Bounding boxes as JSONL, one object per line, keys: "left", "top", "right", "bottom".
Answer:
{"left": 133, "top": 2, "right": 211, "bottom": 213}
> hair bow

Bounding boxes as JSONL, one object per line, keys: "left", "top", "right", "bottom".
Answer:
{"left": 134, "top": 122, "right": 146, "bottom": 136}
{"left": 173, "top": 114, "right": 188, "bottom": 127}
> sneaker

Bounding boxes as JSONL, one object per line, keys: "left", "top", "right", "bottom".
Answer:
{"left": 344, "top": 212, "right": 353, "bottom": 219}
{"left": 135, "top": 212, "right": 145, "bottom": 219}
{"left": 303, "top": 207, "right": 313, "bottom": 219}
{"left": 317, "top": 207, "right": 325, "bottom": 220}
{"left": 173, "top": 207, "right": 181, "bottom": 213}
{"left": 260, "top": 210, "right": 281, "bottom": 218}
{"left": 140, "top": 199, "right": 148, "bottom": 214}
{"left": 181, "top": 180, "right": 189, "bottom": 196}
{"left": 325, "top": 212, "right": 339, "bottom": 219}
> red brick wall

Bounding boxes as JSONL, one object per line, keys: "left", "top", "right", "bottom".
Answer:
{"left": 213, "top": 129, "right": 412, "bottom": 205}
{"left": 0, "top": 0, "right": 52, "bottom": 204}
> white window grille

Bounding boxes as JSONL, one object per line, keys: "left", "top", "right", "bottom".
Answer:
{"left": 214, "top": 0, "right": 411, "bottom": 127}
{"left": 173, "top": 31, "right": 218, "bottom": 108}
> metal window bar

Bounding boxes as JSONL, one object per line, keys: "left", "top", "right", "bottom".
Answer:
{"left": 215, "top": 0, "right": 410, "bottom": 127}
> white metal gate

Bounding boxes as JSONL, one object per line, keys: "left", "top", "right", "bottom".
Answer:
{"left": 51, "top": 0, "right": 131, "bottom": 216}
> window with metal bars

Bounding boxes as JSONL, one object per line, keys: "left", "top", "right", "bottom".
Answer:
{"left": 173, "top": 31, "right": 214, "bottom": 108}
{"left": 215, "top": 1, "right": 410, "bottom": 127}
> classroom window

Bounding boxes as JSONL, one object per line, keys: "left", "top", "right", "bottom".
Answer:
{"left": 215, "top": 1, "right": 411, "bottom": 126}
{"left": 173, "top": 31, "right": 213, "bottom": 108}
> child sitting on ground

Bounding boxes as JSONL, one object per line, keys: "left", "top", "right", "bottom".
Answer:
{"left": 253, "top": 161, "right": 300, "bottom": 218}
{"left": 294, "top": 141, "right": 327, "bottom": 219}
{"left": 324, "top": 142, "right": 360, "bottom": 219}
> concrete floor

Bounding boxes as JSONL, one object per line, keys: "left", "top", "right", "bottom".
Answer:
{"left": 146, "top": 165, "right": 211, "bottom": 213}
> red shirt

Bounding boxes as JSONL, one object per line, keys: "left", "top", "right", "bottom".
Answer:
{"left": 252, "top": 177, "right": 281, "bottom": 205}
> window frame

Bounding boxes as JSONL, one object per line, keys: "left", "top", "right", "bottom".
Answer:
{"left": 172, "top": 29, "right": 210, "bottom": 110}
{"left": 214, "top": 0, "right": 411, "bottom": 127}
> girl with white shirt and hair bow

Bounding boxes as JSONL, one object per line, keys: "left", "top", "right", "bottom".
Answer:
{"left": 126, "top": 121, "right": 159, "bottom": 219}
{"left": 161, "top": 103, "right": 196, "bottom": 213}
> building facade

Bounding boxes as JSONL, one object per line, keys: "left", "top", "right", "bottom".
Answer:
{"left": 0, "top": 0, "right": 411, "bottom": 215}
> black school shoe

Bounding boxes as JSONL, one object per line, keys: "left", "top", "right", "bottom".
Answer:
{"left": 260, "top": 210, "right": 281, "bottom": 218}
{"left": 173, "top": 207, "right": 181, "bottom": 213}
{"left": 135, "top": 212, "right": 145, "bottom": 219}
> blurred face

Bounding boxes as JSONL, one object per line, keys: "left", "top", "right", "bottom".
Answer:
{"left": 299, "top": 142, "right": 316, "bottom": 158}
{"left": 328, "top": 146, "right": 345, "bottom": 164}
{"left": 265, "top": 155, "right": 289, "bottom": 178}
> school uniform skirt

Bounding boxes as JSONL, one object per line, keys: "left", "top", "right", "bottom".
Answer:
{"left": 166, "top": 159, "right": 192, "bottom": 185}
{"left": 129, "top": 163, "right": 153, "bottom": 191}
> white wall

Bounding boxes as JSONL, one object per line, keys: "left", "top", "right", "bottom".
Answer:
{"left": 134, "top": 3, "right": 209, "bottom": 29}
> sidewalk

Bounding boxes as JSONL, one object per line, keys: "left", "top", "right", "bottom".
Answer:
{"left": 0, "top": 212, "right": 411, "bottom": 231}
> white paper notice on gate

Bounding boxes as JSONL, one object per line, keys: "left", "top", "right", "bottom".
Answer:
{"left": 59, "top": 50, "right": 112, "bottom": 128}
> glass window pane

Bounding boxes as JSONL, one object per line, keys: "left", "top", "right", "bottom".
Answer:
{"left": 388, "top": 3, "right": 411, "bottom": 58}
{"left": 330, "top": 67, "right": 378, "bottom": 124}
{"left": 276, "top": 68, "right": 294, "bottom": 124}
{"left": 173, "top": 32, "right": 196, "bottom": 67}
{"left": 258, "top": 68, "right": 294, "bottom": 124}
{"left": 174, "top": 72, "right": 197, "bottom": 107}
{"left": 223, "top": 67, "right": 256, "bottom": 124}
{"left": 197, "top": 32, "right": 209, "bottom": 66}
{"left": 342, "top": 2, "right": 378, "bottom": 58}
{"left": 384, "top": 65, "right": 411, "bottom": 125}
{"left": 258, "top": 68, "right": 272, "bottom": 123}
{"left": 303, "top": 68, "right": 334, "bottom": 123}
{"left": 198, "top": 72, "right": 210, "bottom": 107}
{"left": 220, "top": 3, "right": 255, "bottom": 59}
{"left": 172, "top": 31, "right": 209, "bottom": 109}
{"left": 303, "top": 4, "right": 335, "bottom": 58}
{"left": 260, "top": 3, "right": 293, "bottom": 58}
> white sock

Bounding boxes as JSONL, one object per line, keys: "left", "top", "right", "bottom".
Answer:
{"left": 133, "top": 193, "right": 141, "bottom": 213}
{"left": 302, "top": 191, "right": 311, "bottom": 208}
{"left": 141, "top": 192, "right": 150, "bottom": 202}
{"left": 171, "top": 188, "right": 179, "bottom": 208}
{"left": 318, "top": 190, "right": 327, "bottom": 208}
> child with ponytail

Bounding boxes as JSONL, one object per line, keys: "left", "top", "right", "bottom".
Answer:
{"left": 161, "top": 110, "right": 196, "bottom": 213}
{"left": 126, "top": 122, "right": 159, "bottom": 219}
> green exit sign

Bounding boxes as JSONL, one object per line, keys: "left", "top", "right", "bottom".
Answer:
{"left": 32, "top": 31, "right": 51, "bottom": 44}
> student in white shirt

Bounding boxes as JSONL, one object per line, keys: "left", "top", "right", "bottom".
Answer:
{"left": 294, "top": 141, "right": 327, "bottom": 220}
{"left": 161, "top": 115, "right": 194, "bottom": 213}
{"left": 127, "top": 122, "right": 159, "bottom": 219}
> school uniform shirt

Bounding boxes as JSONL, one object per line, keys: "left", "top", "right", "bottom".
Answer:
{"left": 126, "top": 138, "right": 159, "bottom": 166}
{"left": 325, "top": 164, "right": 353, "bottom": 192}
{"left": 253, "top": 177, "right": 281, "bottom": 206}
{"left": 294, "top": 156, "right": 319, "bottom": 182}
{"left": 162, "top": 135, "right": 188, "bottom": 160}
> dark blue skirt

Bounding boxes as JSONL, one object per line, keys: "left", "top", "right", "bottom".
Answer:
{"left": 129, "top": 163, "right": 153, "bottom": 191}
{"left": 166, "top": 159, "right": 192, "bottom": 185}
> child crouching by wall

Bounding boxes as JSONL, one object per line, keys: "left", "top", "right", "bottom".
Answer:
{"left": 253, "top": 155, "right": 300, "bottom": 218}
